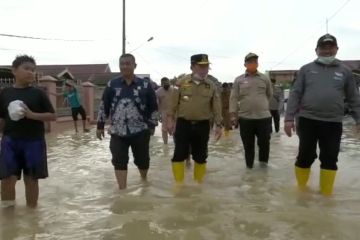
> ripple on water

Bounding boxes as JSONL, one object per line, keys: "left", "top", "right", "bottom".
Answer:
{"left": 1, "top": 125, "right": 360, "bottom": 239}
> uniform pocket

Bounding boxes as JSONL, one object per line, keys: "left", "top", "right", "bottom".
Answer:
{"left": 256, "top": 85, "right": 267, "bottom": 94}
{"left": 180, "top": 88, "right": 193, "bottom": 97}
{"left": 239, "top": 85, "right": 251, "bottom": 96}
{"left": 201, "top": 89, "right": 213, "bottom": 97}
{"left": 333, "top": 79, "right": 344, "bottom": 90}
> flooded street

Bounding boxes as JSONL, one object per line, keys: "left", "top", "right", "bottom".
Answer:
{"left": 1, "top": 119, "right": 360, "bottom": 240}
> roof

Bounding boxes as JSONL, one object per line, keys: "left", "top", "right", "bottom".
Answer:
{"left": 0, "top": 63, "right": 111, "bottom": 82}
{"left": 267, "top": 70, "right": 296, "bottom": 74}
{"left": 0, "top": 68, "right": 14, "bottom": 78}
{"left": 90, "top": 72, "right": 121, "bottom": 85}
{"left": 36, "top": 64, "right": 111, "bottom": 81}
{"left": 343, "top": 60, "right": 360, "bottom": 70}
{"left": 89, "top": 73, "right": 151, "bottom": 86}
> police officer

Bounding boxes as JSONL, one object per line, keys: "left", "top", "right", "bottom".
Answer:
{"left": 229, "top": 53, "right": 273, "bottom": 169}
{"left": 167, "top": 54, "right": 222, "bottom": 184}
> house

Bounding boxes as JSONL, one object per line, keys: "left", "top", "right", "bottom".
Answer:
{"left": 0, "top": 67, "right": 15, "bottom": 89}
{"left": 89, "top": 73, "right": 151, "bottom": 86}
{"left": 266, "top": 70, "right": 296, "bottom": 86}
{"left": 0, "top": 63, "right": 112, "bottom": 86}
{"left": 36, "top": 64, "right": 111, "bottom": 86}
{"left": 268, "top": 60, "right": 360, "bottom": 87}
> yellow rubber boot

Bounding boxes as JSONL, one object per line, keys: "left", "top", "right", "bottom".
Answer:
{"left": 194, "top": 162, "right": 206, "bottom": 183}
{"left": 295, "top": 166, "right": 310, "bottom": 189}
{"left": 172, "top": 162, "right": 185, "bottom": 184}
{"left": 320, "top": 169, "right": 336, "bottom": 196}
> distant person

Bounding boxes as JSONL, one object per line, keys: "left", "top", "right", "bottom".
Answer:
{"left": 63, "top": 81, "right": 90, "bottom": 133}
{"left": 285, "top": 34, "right": 360, "bottom": 196}
{"left": 96, "top": 54, "right": 158, "bottom": 190}
{"left": 269, "top": 78, "right": 284, "bottom": 133}
{"left": 0, "top": 55, "right": 56, "bottom": 208}
{"left": 229, "top": 53, "right": 272, "bottom": 169}
{"left": 143, "top": 76, "right": 159, "bottom": 90}
{"left": 221, "top": 82, "right": 232, "bottom": 135}
{"left": 156, "top": 77, "right": 173, "bottom": 144}
{"left": 50, "top": 80, "right": 90, "bottom": 133}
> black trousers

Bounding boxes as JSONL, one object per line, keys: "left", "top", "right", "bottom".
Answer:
{"left": 172, "top": 118, "right": 210, "bottom": 164}
{"left": 71, "top": 106, "right": 87, "bottom": 121}
{"left": 270, "top": 110, "right": 280, "bottom": 133}
{"left": 239, "top": 118, "right": 271, "bottom": 168}
{"left": 110, "top": 130, "right": 151, "bottom": 170}
{"left": 296, "top": 117, "right": 342, "bottom": 170}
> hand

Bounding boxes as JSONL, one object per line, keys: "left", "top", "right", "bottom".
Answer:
{"left": 284, "top": 121, "right": 295, "bottom": 137}
{"left": 149, "top": 127, "right": 155, "bottom": 136}
{"left": 20, "top": 103, "right": 33, "bottom": 119}
{"left": 96, "top": 129, "right": 105, "bottom": 140}
{"left": 167, "top": 117, "right": 175, "bottom": 136}
{"left": 356, "top": 124, "right": 360, "bottom": 134}
{"left": 230, "top": 112, "right": 238, "bottom": 126}
{"left": 214, "top": 126, "right": 222, "bottom": 142}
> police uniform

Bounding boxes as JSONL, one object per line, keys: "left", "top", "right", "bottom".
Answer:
{"left": 168, "top": 54, "right": 222, "bottom": 184}
{"left": 229, "top": 53, "right": 273, "bottom": 169}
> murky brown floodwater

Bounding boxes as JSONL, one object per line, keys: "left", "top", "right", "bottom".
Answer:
{"left": 1, "top": 118, "right": 360, "bottom": 240}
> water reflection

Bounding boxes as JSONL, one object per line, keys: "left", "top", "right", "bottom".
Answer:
{"left": 1, "top": 120, "right": 360, "bottom": 239}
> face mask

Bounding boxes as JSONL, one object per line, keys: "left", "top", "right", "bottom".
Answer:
{"left": 317, "top": 56, "right": 336, "bottom": 65}
{"left": 163, "top": 85, "right": 170, "bottom": 90}
{"left": 193, "top": 73, "right": 207, "bottom": 80}
{"left": 245, "top": 63, "right": 258, "bottom": 73}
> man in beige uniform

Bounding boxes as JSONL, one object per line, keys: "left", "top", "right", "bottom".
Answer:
{"left": 167, "top": 54, "right": 222, "bottom": 184}
{"left": 230, "top": 53, "right": 272, "bottom": 169}
{"left": 156, "top": 77, "right": 173, "bottom": 144}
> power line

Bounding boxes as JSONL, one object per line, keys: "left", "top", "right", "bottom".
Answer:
{"left": 135, "top": 52, "right": 164, "bottom": 78}
{"left": 270, "top": 0, "right": 352, "bottom": 70}
{"left": 327, "top": 0, "right": 351, "bottom": 21}
{"left": 0, "top": 33, "right": 93, "bottom": 42}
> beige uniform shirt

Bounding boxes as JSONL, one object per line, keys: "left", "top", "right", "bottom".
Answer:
{"left": 229, "top": 72, "right": 272, "bottom": 119}
{"left": 156, "top": 87, "right": 173, "bottom": 113}
{"left": 168, "top": 74, "right": 222, "bottom": 125}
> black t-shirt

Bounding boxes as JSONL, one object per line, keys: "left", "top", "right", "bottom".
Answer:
{"left": 0, "top": 86, "right": 55, "bottom": 139}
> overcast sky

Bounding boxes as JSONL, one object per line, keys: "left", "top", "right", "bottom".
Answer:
{"left": 0, "top": 0, "right": 359, "bottom": 83}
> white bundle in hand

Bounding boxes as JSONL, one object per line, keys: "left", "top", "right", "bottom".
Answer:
{"left": 8, "top": 100, "right": 25, "bottom": 121}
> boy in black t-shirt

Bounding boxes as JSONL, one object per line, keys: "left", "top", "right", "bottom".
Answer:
{"left": 0, "top": 55, "right": 56, "bottom": 208}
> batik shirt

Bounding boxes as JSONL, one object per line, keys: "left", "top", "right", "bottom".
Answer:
{"left": 97, "top": 76, "right": 158, "bottom": 137}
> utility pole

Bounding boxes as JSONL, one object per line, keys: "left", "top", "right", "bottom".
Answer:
{"left": 326, "top": 18, "right": 329, "bottom": 33}
{"left": 122, "top": 0, "right": 126, "bottom": 54}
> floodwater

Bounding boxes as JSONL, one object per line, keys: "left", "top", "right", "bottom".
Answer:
{"left": 1, "top": 118, "right": 360, "bottom": 240}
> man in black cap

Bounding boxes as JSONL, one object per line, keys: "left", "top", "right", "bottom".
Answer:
{"left": 229, "top": 52, "right": 273, "bottom": 169}
{"left": 167, "top": 54, "right": 222, "bottom": 185}
{"left": 285, "top": 34, "right": 360, "bottom": 196}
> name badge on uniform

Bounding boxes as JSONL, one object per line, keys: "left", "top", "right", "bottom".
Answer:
{"left": 115, "top": 88, "right": 121, "bottom": 96}
{"left": 183, "top": 96, "right": 189, "bottom": 101}
{"left": 334, "top": 72, "right": 344, "bottom": 81}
